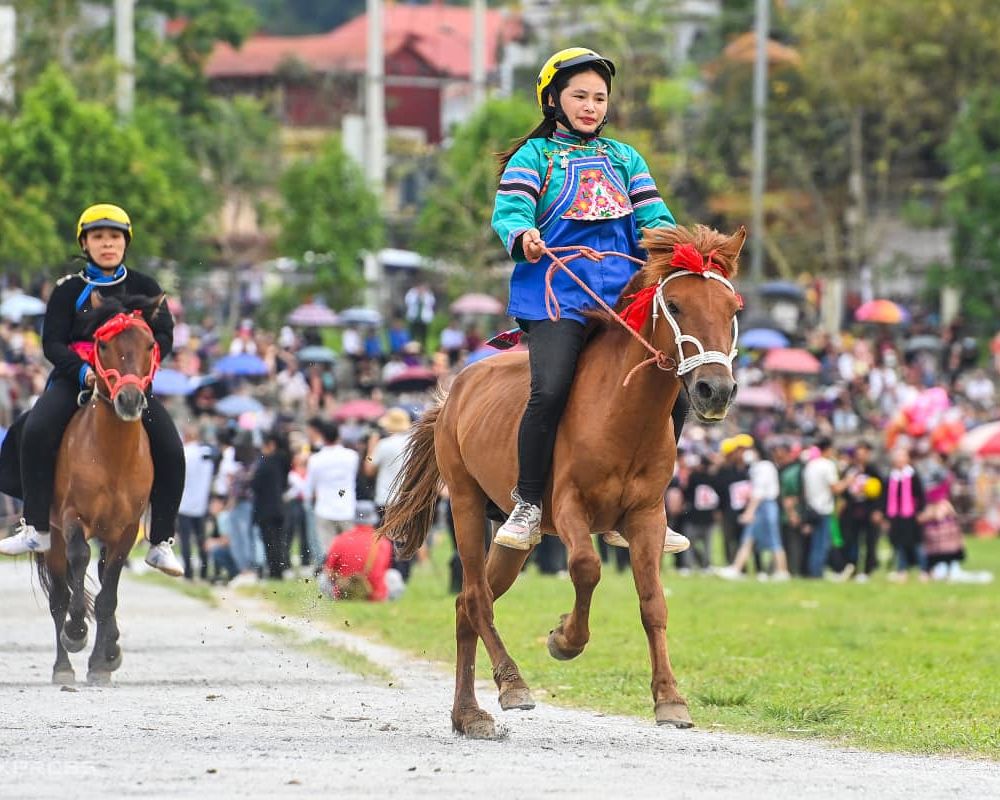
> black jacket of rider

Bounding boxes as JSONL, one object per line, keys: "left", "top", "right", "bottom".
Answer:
{"left": 42, "top": 269, "right": 174, "bottom": 387}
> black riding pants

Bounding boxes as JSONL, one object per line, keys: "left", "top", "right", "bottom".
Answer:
{"left": 21, "top": 379, "right": 185, "bottom": 544}
{"left": 515, "top": 318, "right": 690, "bottom": 506}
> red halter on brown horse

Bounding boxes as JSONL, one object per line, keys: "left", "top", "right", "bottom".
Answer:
{"left": 37, "top": 292, "right": 162, "bottom": 686}
{"left": 380, "top": 224, "right": 745, "bottom": 738}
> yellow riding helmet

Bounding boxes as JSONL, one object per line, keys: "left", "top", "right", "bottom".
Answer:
{"left": 536, "top": 47, "right": 616, "bottom": 109}
{"left": 77, "top": 203, "right": 133, "bottom": 246}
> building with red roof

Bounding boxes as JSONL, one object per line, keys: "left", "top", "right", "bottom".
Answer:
{"left": 206, "top": 3, "right": 523, "bottom": 143}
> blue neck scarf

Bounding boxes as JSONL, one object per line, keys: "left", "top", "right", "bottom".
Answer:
{"left": 76, "top": 262, "right": 127, "bottom": 310}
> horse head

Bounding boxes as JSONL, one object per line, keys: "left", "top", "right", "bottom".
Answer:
{"left": 86, "top": 292, "right": 164, "bottom": 422}
{"left": 631, "top": 225, "right": 746, "bottom": 422}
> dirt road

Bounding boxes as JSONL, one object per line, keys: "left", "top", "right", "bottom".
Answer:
{"left": 0, "top": 560, "right": 995, "bottom": 799}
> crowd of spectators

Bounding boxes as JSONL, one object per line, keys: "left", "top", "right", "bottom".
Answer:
{"left": 0, "top": 273, "right": 997, "bottom": 590}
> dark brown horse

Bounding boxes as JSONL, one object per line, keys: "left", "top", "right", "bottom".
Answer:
{"left": 39, "top": 292, "right": 162, "bottom": 686}
{"left": 380, "top": 225, "right": 745, "bottom": 738}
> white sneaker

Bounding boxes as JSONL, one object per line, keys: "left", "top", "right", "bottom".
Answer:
{"left": 772, "top": 570, "right": 791, "bottom": 582}
{"left": 494, "top": 493, "right": 542, "bottom": 550}
{"left": 144, "top": 540, "right": 184, "bottom": 577}
{"left": 0, "top": 520, "right": 51, "bottom": 555}
{"left": 716, "top": 566, "right": 744, "bottom": 581}
{"left": 603, "top": 527, "right": 691, "bottom": 554}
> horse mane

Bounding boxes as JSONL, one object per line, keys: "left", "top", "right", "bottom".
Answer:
{"left": 81, "top": 293, "right": 163, "bottom": 340}
{"left": 584, "top": 224, "right": 743, "bottom": 335}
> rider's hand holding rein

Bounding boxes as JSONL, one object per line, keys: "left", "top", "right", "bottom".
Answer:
{"left": 520, "top": 229, "right": 545, "bottom": 263}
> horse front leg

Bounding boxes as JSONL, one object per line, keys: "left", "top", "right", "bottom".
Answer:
{"left": 627, "top": 508, "right": 693, "bottom": 728}
{"left": 61, "top": 522, "right": 90, "bottom": 654}
{"left": 43, "top": 534, "right": 74, "bottom": 685}
{"left": 87, "top": 533, "right": 131, "bottom": 685}
{"left": 546, "top": 509, "right": 600, "bottom": 661}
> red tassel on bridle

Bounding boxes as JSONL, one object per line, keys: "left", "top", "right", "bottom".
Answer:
{"left": 622, "top": 284, "right": 659, "bottom": 333}
{"left": 622, "top": 243, "right": 743, "bottom": 332}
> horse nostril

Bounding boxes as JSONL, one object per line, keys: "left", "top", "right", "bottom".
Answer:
{"left": 695, "top": 380, "right": 714, "bottom": 400}
{"left": 729, "top": 383, "right": 739, "bottom": 403}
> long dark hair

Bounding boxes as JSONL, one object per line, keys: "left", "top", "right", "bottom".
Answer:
{"left": 496, "top": 62, "right": 612, "bottom": 179}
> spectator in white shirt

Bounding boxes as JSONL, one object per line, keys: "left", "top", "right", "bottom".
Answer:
{"left": 177, "top": 425, "right": 217, "bottom": 581}
{"left": 305, "top": 418, "right": 360, "bottom": 552}
{"left": 718, "top": 443, "right": 790, "bottom": 581}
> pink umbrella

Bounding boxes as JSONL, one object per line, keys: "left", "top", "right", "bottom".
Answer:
{"left": 734, "top": 383, "right": 785, "bottom": 409}
{"left": 450, "top": 293, "right": 505, "bottom": 315}
{"left": 960, "top": 420, "right": 1000, "bottom": 454}
{"left": 762, "top": 347, "right": 821, "bottom": 375}
{"left": 976, "top": 430, "right": 1000, "bottom": 458}
{"left": 333, "top": 399, "right": 386, "bottom": 422}
{"left": 288, "top": 302, "right": 340, "bottom": 327}
{"left": 854, "top": 299, "right": 908, "bottom": 324}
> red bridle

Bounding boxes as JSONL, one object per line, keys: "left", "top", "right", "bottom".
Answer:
{"left": 91, "top": 312, "right": 161, "bottom": 401}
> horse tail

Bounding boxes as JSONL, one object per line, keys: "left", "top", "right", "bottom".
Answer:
{"left": 33, "top": 552, "right": 96, "bottom": 620}
{"left": 378, "top": 400, "right": 443, "bottom": 559}
{"left": 33, "top": 553, "right": 52, "bottom": 600}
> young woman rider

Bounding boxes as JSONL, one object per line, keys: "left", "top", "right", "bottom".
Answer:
{"left": 0, "top": 204, "right": 185, "bottom": 576}
{"left": 491, "top": 48, "right": 691, "bottom": 551}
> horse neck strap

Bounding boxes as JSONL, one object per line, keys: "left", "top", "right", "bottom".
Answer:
{"left": 653, "top": 270, "right": 739, "bottom": 377}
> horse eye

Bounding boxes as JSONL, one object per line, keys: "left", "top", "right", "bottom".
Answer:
{"left": 147, "top": 342, "right": 155, "bottom": 352}
{"left": 667, "top": 301, "right": 680, "bottom": 315}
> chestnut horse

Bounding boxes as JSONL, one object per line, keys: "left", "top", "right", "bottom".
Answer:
{"left": 380, "top": 224, "right": 745, "bottom": 738}
{"left": 38, "top": 292, "right": 162, "bottom": 686}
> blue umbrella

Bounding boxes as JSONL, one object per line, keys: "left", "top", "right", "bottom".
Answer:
{"left": 215, "top": 394, "right": 265, "bottom": 417}
{"left": 0, "top": 293, "right": 46, "bottom": 322}
{"left": 152, "top": 368, "right": 194, "bottom": 396}
{"left": 297, "top": 345, "right": 337, "bottom": 364}
{"left": 740, "top": 328, "right": 789, "bottom": 350}
{"left": 213, "top": 353, "right": 269, "bottom": 376}
{"left": 337, "top": 307, "right": 383, "bottom": 327}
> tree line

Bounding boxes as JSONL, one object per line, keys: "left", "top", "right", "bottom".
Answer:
{"left": 2, "top": 1, "right": 999, "bottom": 327}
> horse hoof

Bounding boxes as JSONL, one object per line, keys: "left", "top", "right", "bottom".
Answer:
{"left": 60, "top": 629, "right": 88, "bottom": 653}
{"left": 87, "top": 671, "right": 113, "bottom": 687}
{"left": 105, "top": 649, "right": 123, "bottom": 672}
{"left": 499, "top": 686, "right": 535, "bottom": 711}
{"left": 547, "top": 617, "right": 585, "bottom": 661}
{"left": 453, "top": 710, "right": 502, "bottom": 740}
{"left": 52, "top": 669, "right": 75, "bottom": 686}
{"left": 655, "top": 702, "right": 694, "bottom": 728}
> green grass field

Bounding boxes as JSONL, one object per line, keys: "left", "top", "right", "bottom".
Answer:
{"left": 238, "top": 536, "right": 999, "bottom": 758}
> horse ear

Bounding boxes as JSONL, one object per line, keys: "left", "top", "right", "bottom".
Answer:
{"left": 718, "top": 226, "right": 748, "bottom": 263}
{"left": 142, "top": 294, "right": 166, "bottom": 325}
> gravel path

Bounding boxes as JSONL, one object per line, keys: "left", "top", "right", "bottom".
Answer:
{"left": 0, "top": 559, "right": 996, "bottom": 799}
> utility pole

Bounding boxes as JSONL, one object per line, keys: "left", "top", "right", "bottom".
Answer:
{"left": 365, "top": 0, "right": 386, "bottom": 192}
{"left": 471, "top": 0, "right": 486, "bottom": 109}
{"left": 749, "top": 0, "right": 769, "bottom": 282}
{"left": 114, "top": 0, "right": 135, "bottom": 117}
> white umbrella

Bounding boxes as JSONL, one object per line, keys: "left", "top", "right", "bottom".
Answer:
{"left": 0, "top": 293, "right": 46, "bottom": 322}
